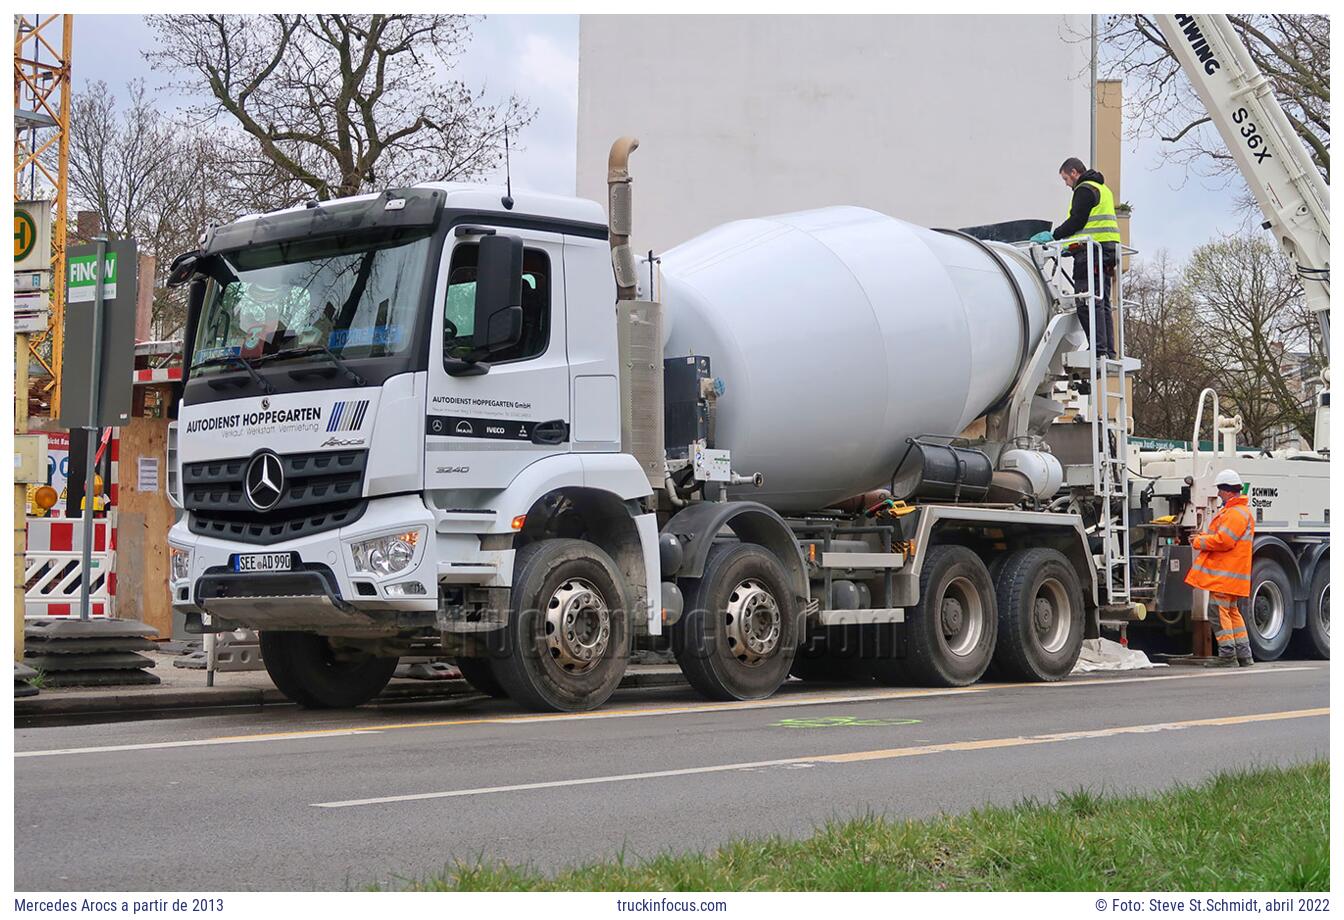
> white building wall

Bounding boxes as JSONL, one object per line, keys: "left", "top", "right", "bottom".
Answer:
{"left": 578, "top": 15, "right": 1092, "bottom": 254}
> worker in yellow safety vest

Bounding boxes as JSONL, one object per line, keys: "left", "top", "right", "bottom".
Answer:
{"left": 1185, "top": 469, "right": 1256, "bottom": 666}
{"left": 1030, "top": 157, "right": 1123, "bottom": 358}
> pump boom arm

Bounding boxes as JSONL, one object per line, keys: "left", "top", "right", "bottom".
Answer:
{"left": 1155, "top": 14, "right": 1330, "bottom": 356}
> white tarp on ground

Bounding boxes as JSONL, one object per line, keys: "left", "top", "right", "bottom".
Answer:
{"left": 1071, "top": 637, "right": 1165, "bottom": 673}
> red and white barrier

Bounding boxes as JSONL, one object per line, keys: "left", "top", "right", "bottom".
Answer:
{"left": 24, "top": 520, "right": 116, "bottom": 618}
{"left": 25, "top": 426, "right": 120, "bottom": 619}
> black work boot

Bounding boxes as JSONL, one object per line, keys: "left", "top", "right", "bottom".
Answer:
{"left": 1238, "top": 657, "right": 1255, "bottom": 668}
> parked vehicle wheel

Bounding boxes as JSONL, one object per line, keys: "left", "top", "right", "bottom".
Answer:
{"left": 1242, "top": 557, "right": 1294, "bottom": 661}
{"left": 455, "top": 657, "right": 508, "bottom": 698}
{"left": 991, "top": 548, "right": 1085, "bottom": 681}
{"left": 259, "top": 631, "right": 398, "bottom": 709}
{"left": 491, "top": 538, "right": 631, "bottom": 712}
{"left": 873, "top": 545, "right": 997, "bottom": 687}
{"left": 1290, "top": 560, "right": 1329, "bottom": 660}
{"left": 673, "top": 543, "right": 800, "bottom": 701}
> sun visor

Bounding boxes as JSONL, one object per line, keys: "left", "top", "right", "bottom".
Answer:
{"left": 204, "top": 187, "right": 445, "bottom": 256}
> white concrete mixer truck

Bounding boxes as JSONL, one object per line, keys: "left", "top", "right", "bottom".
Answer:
{"left": 165, "top": 139, "right": 1140, "bottom": 712}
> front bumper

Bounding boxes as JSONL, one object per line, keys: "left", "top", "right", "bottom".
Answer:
{"left": 170, "top": 493, "right": 443, "bottom": 631}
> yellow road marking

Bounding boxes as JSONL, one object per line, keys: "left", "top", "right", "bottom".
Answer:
{"left": 311, "top": 707, "right": 1328, "bottom": 808}
{"left": 15, "top": 665, "right": 1321, "bottom": 759}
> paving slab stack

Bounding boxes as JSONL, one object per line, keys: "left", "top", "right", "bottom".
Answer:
{"left": 23, "top": 618, "right": 161, "bottom": 687}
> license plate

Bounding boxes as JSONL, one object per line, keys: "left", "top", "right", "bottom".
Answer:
{"left": 231, "top": 553, "right": 294, "bottom": 573}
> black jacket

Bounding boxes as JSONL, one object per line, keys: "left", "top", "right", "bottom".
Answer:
{"left": 1052, "top": 169, "right": 1106, "bottom": 241}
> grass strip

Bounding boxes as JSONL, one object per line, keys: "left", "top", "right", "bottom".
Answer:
{"left": 385, "top": 760, "right": 1328, "bottom": 891}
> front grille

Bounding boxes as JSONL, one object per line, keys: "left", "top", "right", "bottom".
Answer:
{"left": 184, "top": 450, "right": 368, "bottom": 545}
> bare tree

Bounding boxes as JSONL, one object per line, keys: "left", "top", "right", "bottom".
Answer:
{"left": 68, "top": 80, "right": 223, "bottom": 338}
{"left": 145, "top": 14, "right": 535, "bottom": 204}
{"left": 1182, "top": 234, "right": 1320, "bottom": 447}
{"left": 1100, "top": 15, "right": 1328, "bottom": 208}
{"left": 1123, "top": 252, "right": 1217, "bottom": 441}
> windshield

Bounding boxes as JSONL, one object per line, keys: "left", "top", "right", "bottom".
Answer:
{"left": 192, "top": 230, "right": 432, "bottom": 372}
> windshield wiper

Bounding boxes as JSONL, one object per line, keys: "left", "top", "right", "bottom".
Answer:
{"left": 262, "top": 343, "right": 367, "bottom": 387}
{"left": 193, "top": 353, "right": 274, "bottom": 394}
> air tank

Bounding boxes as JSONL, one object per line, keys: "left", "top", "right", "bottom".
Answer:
{"left": 657, "top": 207, "right": 1054, "bottom": 512}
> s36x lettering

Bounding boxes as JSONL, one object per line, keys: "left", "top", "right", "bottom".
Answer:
{"left": 1232, "top": 107, "right": 1274, "bottom": 165}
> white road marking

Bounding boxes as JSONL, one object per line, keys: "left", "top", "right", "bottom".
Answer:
{"left": 14, "top": 665, "right": 1320, "bottom": 760}
{"left": 311, "top": 707, "right": 1328, "bottom": 808}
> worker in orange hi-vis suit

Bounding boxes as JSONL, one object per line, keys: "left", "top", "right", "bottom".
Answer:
{"left": 1185, "top": 469, "right": 1256, "bottom": 666}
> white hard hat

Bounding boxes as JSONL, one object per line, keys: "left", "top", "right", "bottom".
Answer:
{"left": 1214, "top": 469, "right": 1243, "bottom": 488}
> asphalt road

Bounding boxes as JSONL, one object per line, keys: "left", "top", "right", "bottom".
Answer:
{"left": 14, "top": 661, "right": 1329, "bottom": 891}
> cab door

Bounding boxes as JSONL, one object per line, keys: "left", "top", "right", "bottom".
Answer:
{"left": 425, "top": 228, "right": 570, "bottom": 492}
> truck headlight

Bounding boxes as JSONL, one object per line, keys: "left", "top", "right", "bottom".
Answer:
{"left": 350, "top": 529, "right": 423, "bottom": 578}
{"left": 170, "top": 547, "right": 191, "bottom": 582}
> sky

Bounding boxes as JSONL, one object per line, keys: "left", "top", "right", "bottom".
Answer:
{"left": 69, "top": 14, "right": 1246, "bottom": 266}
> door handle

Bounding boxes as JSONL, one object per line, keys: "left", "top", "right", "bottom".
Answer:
{"left": 530, "top": 419, "right": 569, "bottom": 445}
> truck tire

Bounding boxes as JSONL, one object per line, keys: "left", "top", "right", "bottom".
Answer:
{"left": 1290, "top": 560, "right": 1329, "bottom": 660}
{"left": 673, "top": 542, "right": 800, "bottom": 701}
{"left": 259, "top": 631, "right": 398, "bottom": 709}
{"left": 491, "top": 538, "right": 631, "bottom": 712}
{"left": 873, "top": 545, "right": 996, "bottom": 687}
{"left": 1243, "top": 557, "right": 1294, "bottom": 661}
{"left": 990, "top": 548, "right": 1085, "bottom": 681}
{"left": 455, "top": 657, "right": 508, "bottom": 698}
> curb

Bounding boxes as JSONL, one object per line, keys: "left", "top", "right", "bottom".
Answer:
{"left": 15, "top": 668, "right": 689, "bottom": 724}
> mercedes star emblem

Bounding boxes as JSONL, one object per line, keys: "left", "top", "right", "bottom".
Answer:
{"left": 244, "top": 451, "right": 285, "bottom": 511}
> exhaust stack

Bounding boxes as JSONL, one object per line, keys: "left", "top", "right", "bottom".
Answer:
{"left": 607, "top": 136, "right": 640, "bottom": 300}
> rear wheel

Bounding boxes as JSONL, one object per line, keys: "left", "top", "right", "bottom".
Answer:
{"left": 991, "top": 548, "right": 1085, "bottom": 681}
{"left": 673, "top": 543, "right": 799, "bottom": 701}
{"left": 1290, "top": 560, "right": 1329, "bottom": 659}
{"left": 491, "top": 538, "right": 631, "bottom": 712}
{"left": 874, "top": 545, "right": 996, "bottom": 687}
{"left": 455, "top": 657, "right": 508, "bottom": 698}
{"left": 1243, "top": 557, "right": 1293, "bottom": 661}
{"left": 259, "top": 631, "right": 398, "bottom": 709}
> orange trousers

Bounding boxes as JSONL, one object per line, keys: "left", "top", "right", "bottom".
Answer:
{"left": 1211, "top": 592, "right": 1251, "bottom": 661}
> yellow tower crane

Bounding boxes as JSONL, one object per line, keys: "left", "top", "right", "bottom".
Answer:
{"left": 14, "top": 13, "right": 73, "bottom": 416}
{"left": 13, "top": 14, "right": 72, "bottom": 660}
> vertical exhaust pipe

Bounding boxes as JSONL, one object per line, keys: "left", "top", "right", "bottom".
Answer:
{"left": 608, "top": 136, "right": 640, "bottom": 300}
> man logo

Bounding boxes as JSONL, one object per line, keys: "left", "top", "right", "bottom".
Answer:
{"left": 455, "top": 420, "right": 474, "bottom": 435}
{"left": 245, "top": 451, "right": 285, "bottom": 511}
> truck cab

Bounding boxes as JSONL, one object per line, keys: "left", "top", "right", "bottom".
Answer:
{"left": 170, "top": 184, "right": 662, "bottom": 710}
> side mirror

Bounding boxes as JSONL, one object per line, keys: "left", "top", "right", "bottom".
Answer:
{"left": 167, "top": 249, "right": 204, "bottom": 288}
{"left": 180, "top": 277, "right": 209, "bottom": 385}
{"left": 473, "top": 234, "right": 524, "bottom": 355}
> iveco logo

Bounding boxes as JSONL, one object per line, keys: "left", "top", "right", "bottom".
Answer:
{"left": 245, "top": 451, "right": 285, "bottom": 511}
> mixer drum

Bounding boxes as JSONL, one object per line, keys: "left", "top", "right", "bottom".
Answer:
{"left": 657, "top": 207, "right": 1053, "bottom": 511}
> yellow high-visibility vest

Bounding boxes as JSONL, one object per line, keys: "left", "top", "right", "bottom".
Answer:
{"left": 1062, "top": 180, "right": 1122, "bottom": 244}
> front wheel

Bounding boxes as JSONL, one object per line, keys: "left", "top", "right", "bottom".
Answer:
{"left": 490, "top": 538, "right": 631, "bottom": 712}
{"left": 874, "top": 545, "right": 997, "bottom": 687}
{"left": 259, "top": 631, "right": 398, "bottom": 709}
{"left": 673, "top": 543, "right": 800, "bottom": 701}
{"left": 991, "top": 548, "right": 1085, "bottom": 681}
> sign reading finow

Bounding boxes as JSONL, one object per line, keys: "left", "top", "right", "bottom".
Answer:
{"left": 67, "top": 252, "right": 119, "bottom": 303}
